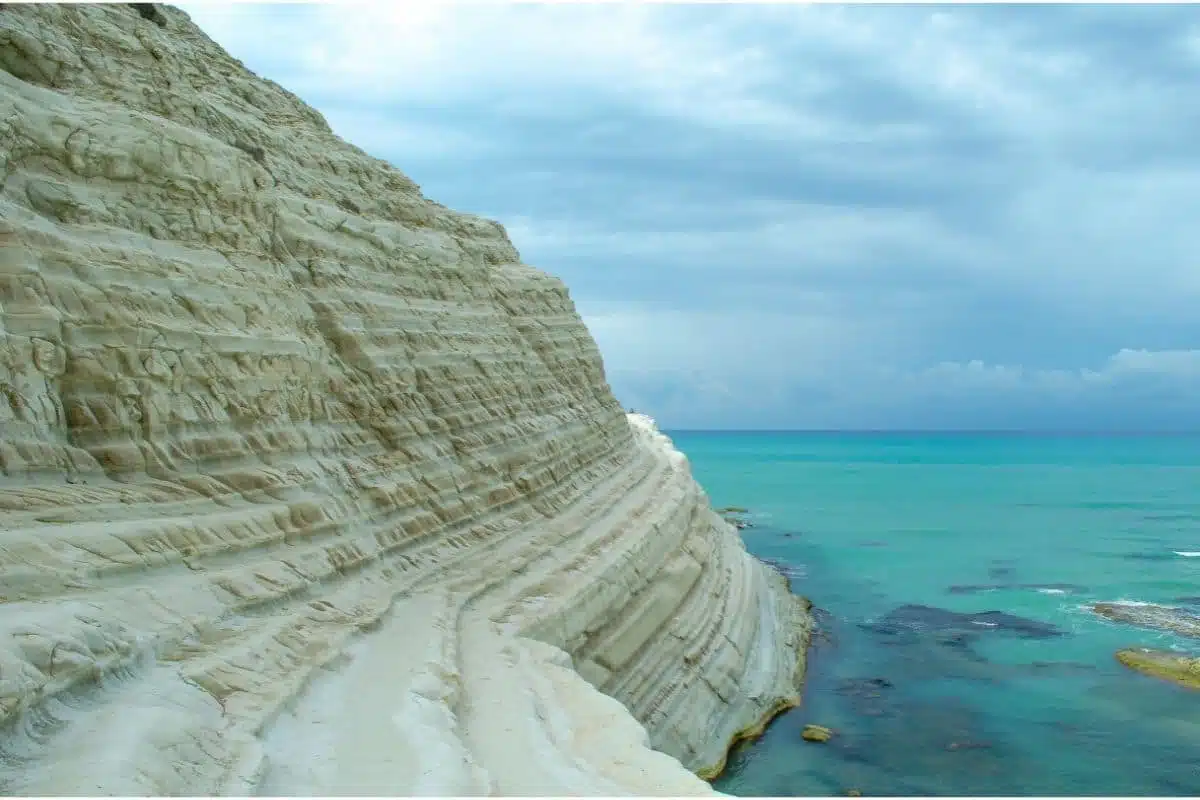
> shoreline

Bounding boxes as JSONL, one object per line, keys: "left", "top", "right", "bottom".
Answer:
{"left": 697, "top": 589, "right": 814, "bottom": 782}
{"left": 694, "top": 518, "right": 816, "bottom": 783}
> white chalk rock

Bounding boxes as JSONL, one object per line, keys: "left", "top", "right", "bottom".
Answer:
{"left": 0, "top": 5, "right": 811, "bottom": 795}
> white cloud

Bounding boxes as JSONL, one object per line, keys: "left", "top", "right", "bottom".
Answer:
{"left": 907, "top": 349, "right": 1200, "bottom": 394}
{"left": 1091, "top": 348, "right": 1200, "bottom": 381}
{"left": 180, "top": 3, "right": 1200, "bottom": 429}
{"left": 182, "top": 3, "right": 778, "bottom": 124}
{"left": 608, "top": 349, "right": 1200, "bottom": 430}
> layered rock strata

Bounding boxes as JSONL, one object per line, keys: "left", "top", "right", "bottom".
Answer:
{"left": 0, "top": 4, "right": 811, "bottom": 795}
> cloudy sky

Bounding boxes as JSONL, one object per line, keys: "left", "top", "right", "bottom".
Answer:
{"left": 182, "top": 2, "right": 1200, "bottom": 430}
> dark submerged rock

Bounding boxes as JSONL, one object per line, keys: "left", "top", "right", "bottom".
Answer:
{"left": 1025, "top": 661, "right": 1098, "bottom": 674}
{"left": 836, "top": 677, "right": 894, "bottom": 693}
{"left": 947, "top": 582, "right": 1087, "bottom": 595}
{"left": 862, "top": 604, "right": 1065, "bottom": 640}
{"left": 945, "top": 740, "right": 993, "bottom": 752}
{"left": 968, "top": 609, "right": 1066, "bottom": 637}
{"left": 825, "top": 697, "right": 1011, "bottom": 792}
{"left": 935, "top": 631, "right": 984, "bottom": 654}
{"left": 834, "top": 677, "right": 896, "bottom": 717}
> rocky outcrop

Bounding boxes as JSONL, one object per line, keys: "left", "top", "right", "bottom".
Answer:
{"left": 0, "top": 4, "right": 810, "bottom": 795}
{"left": 1115, "top": 648, "right": 1200, "bottom": 691}
{"left": 1092, "top": 603, "right": 1200, "bottom": 639}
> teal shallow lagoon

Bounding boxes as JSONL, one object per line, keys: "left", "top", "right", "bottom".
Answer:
{"left": 668, "top": 431, "right": 1200, "bottom": 797}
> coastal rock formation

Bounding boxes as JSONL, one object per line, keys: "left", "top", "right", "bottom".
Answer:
{"left": 1115, "top": 648, "right": 1200, "bottom": 691}
{"left": 1093, "top": 603, "right": 1200, "bottom": 639}
{"left": 0, "top": 4, "right": 811, "bottom": 795}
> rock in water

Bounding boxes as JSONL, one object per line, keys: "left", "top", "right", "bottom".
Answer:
{"left": 716, "top": 506, "right": 753, "bottom": 530}
{"left": 0, "top": 4, "right": 812, "bottom": 795}
{"left": 1093, "top": 603, "right": 1200, "bottom": 639}
{"left": 835, "top": 677, "right": 894, "bottom": 718}
{"left": 1115, "top": 648, "right": 1200, "bottom": 690}
{"left": 802, "top": 724, "right": 835, "bottom": 742}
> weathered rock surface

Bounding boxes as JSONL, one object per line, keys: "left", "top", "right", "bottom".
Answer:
{"left": 0, "top": 4, "right": 811, "bottom": 795}
{"left": 1093, "top": 603, "right": 1200, "bottom": 639}
{"left": 1115, "top": 648, "right": 1200, "bottom": 691}
{"left": 801, "top": 724, "right": 834, "bottom": 743}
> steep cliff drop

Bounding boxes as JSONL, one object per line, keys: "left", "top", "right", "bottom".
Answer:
{"left": 0, "top": 5, "right": 811, "bottom": 795}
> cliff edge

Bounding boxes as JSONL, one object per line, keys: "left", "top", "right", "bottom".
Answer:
{"left": 0, "top": 5, "right": 811, "bottom": 795}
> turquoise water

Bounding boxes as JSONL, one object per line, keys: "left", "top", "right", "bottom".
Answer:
{"left": 668, "top": 431, "right": 1200, "bottom": 797}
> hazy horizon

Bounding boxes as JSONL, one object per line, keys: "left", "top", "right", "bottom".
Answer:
{"left": 663, "top": 428, "right": 1200, "bottom": 435}
{"left": 184, "top": 3, "right": 1200, "bottom": 431}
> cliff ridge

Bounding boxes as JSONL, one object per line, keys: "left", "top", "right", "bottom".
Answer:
{"left": 0, "top": 5, "right": 810, "bottom": 794}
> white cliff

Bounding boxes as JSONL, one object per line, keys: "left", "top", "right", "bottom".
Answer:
{"left": 0, "top": 4, "right": 811, "bottom": 795}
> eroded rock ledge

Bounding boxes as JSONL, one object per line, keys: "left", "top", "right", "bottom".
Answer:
{"left": 0, "top": 4, "right": 811, "bottom": 795}
{"left": 1116, "top": 648, "right": 1200, "bottom": 691}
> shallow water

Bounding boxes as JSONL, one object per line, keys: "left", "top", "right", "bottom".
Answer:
{"left": 670, "top": 431, "right": 1200, "bottom": 797}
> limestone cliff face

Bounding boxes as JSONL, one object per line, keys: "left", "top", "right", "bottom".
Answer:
{"left": 0, "top": 5, "right": 810, "bottom": 795}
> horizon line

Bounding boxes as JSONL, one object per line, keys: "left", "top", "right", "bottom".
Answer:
{"left": 661, "top": 428, "right": 1200, "bottom": 435}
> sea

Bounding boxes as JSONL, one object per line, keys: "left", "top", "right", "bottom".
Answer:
{"left": 665, "top": 431, "right": 1200, "bottom": 798}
